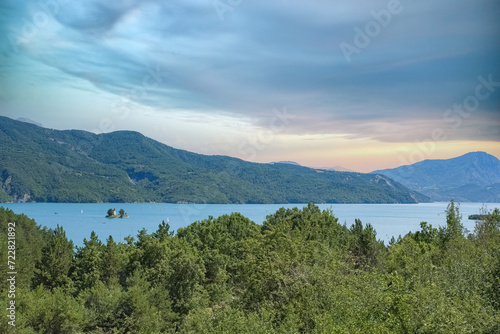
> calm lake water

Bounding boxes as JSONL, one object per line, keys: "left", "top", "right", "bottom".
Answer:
{"left": 2, "top": 202, "right": 499, "bottom": 246}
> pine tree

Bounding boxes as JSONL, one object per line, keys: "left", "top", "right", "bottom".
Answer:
{"left": 33, "top": 225, "right": 74, "bottom": 290}
{"left": 73, "top": 231, "right": 103, "bottom": 293}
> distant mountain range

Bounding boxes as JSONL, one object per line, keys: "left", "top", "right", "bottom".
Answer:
{"left": 372, "top": 152, "right": 500, "bottom": 202}
{"left": 0, "top": 116, "right": 428, "bottom": 204}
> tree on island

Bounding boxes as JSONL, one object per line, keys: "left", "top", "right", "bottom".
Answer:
{"left": 106, "top": 208, "right": 127, "bottom": 218}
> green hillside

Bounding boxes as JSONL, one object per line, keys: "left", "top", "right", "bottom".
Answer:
{"left": 0, "top": 116, "right": 429, "bottom": 203}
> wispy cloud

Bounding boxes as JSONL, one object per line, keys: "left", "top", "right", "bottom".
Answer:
{"left": 1, "top": 0, "right": 499, "bottom": 145}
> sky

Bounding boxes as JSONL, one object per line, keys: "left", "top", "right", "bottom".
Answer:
{"left": 0, "top": 0, "right": 499, "bottom": 172}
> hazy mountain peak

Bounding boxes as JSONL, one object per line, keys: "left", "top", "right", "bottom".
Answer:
{"left": 372, "top": 152, "right": 500, "bottom": 202}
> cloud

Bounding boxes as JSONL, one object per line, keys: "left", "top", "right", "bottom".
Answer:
{"left": 1, "top": 0, "right": 499, "bottom": 143}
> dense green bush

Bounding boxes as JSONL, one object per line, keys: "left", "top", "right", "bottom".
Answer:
{"left": 1, "top": 201, "right": 499, "bottom": 333}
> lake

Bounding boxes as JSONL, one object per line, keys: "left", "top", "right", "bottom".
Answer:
{"left": 2, "top": 202, "right": 498, "bottom": 246}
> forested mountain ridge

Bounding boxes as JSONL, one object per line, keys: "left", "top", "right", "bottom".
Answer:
{"left": 0, "top": 116, "right": 429, "bottom": 204}
{"left": 372, "top": 152, "right": 500, "bottom": 202}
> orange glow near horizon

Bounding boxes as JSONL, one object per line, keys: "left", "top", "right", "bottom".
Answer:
{"left": 244, "top": 135, "right": 500, "bottom": 173}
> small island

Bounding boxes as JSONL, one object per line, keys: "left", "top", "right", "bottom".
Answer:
{"left": 106, "top": 208, "right": 129, "bottom": 218}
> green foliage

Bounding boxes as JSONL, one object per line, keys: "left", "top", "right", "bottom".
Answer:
{"left": 78, "top": 280, "right": 124, "bottom": 332}
{"left": 100, "top": 236, "right": 127, "bottom": 286}
{"left": 473, "top": 208, "right": 500, "bottom": 311}
{"left": 153, "top": 220, "right": 174, "bottom": 241}
{"left": 1, "top": 200, "right": 499, "bottom": 333}
{"left": 18, "top": 286, "right": 87, "bottom": 334}
{"left": 33, "top": 225, "right": 74, "bottom": 290}
{"left": 412, "top": 221, "right": 438, "bottom": 244}
{"left": 438, "top": 199, "right": 466, "bottom": 244}
{"left": 73, "top": 231, "right": 104, "bottom": 293}
{"left": 0, "top": 207, "right": 49, "bottom": 291}
{"left": 348, "top": 219, "right": 385, "bottom": 269}
{"left": 0, "top": 187, "right": 12, "bottom": 202}
{"left": 119, "top": 272, "right": 176, "bottom": 334}
{"left": 262, "top": 202, "right": 349, "bottom": 249}
{"left": 177, "top": 213, "right": 260, "bottom": 304}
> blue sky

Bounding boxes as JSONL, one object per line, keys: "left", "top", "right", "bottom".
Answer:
{"left": 1, "top": 0, "right": 499, "bottom": 172}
